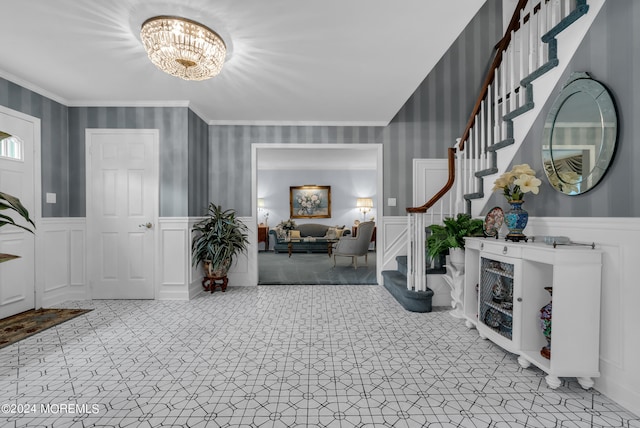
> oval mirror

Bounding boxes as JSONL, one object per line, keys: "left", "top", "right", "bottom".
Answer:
{"left": 542, "top": 72, "right": 617, "bottom": 195}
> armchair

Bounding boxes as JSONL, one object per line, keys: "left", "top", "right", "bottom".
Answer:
{"left": 333, "top": 221, "right": 375, "bottom": 268}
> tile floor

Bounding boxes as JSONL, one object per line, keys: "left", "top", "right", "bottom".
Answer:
{"left": 1, "top": 285, "right": 638, "bottom": 428}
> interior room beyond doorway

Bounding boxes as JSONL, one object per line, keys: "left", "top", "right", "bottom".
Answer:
{"left": 253, "top": 144, "right": 382, "bottom": 285}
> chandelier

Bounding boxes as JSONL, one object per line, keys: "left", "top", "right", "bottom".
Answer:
{"left": 140, "top": 16, "right": 226, "bottom": 81}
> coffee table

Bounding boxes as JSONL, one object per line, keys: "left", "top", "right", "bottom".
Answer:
{"left": 286, "top": 238, "right": 338, "bottom": 258}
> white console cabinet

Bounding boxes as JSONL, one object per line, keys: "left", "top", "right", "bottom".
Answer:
{"left": 463, "top": 237, "right": 602, "bottom": 389}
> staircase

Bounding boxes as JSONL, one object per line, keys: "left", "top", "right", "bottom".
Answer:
{"left": 383, "top": 0, "right": 605, "bottom": 312}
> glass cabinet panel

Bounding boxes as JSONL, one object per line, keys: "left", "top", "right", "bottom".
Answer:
{"left": 479, "top": 257, "right": 515, "bottom": 341}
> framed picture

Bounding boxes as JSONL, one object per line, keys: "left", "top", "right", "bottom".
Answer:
{"left": 290, "top": 185, "right": 331, "bottom": 218}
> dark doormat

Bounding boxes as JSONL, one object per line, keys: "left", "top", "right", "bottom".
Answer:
{"left": 0, "top": 308, "right": 92, "bottom": 349}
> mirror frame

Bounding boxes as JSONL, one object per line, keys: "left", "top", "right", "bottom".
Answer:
{"left": 542, "top": 72, "right": 618, "bottom": 195}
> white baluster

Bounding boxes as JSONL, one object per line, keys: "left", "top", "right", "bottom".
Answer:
{"left": 494, "top": 68, "right": 501, "bottom": 143}
{"left": 487, "top": 82, "right": 493, "bottom": 149}
{"left": 540, "top": 1, "right": 548, "bottom": 65}
{"left": 552, "top": 0, "right": 560, "bottom": 27}
{"left": 417, "top": 213, "right": 425, "bottom": 292}
{"left": 478, "top": 100, "right": 485, "bottom": 171}
{"left": 498, "top": 60, "right": 508, "bottom": 139}
{"left": 474, "top": 118, "right": 480, "bottom": 192}
{"left": 520, "top": 6, "right": 529, "bottom": 81}
{"left": 407, "top": 213, "right": 413, "bottom": 290}
{"left": 518, "top": 24, "right": 525, "bottom": 107}
{"left": 466, "top": 136, "right": 472, "bottom": 198}
{"left": 530, "top": 5, "right": 538, "bottom": 73}
{"left": 509, "top": 39, "right": 516, "bottom": 113}
{"left": 562, "top": 0, "right": 570, "bottom": 20}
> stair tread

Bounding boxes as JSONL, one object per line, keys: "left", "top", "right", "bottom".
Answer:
{"left": 459, "top": 2, "right": 589, "bottom": 216}
{"left": 382, "top": 270, "right": 434, "bottom": 313}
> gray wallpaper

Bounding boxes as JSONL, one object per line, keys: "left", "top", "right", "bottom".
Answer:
{"left": 483, "top": 0, "right": 640, "bottom": 217}
{"left": 68, "top": 107, "right": 189, "bottom": 217}
{"left": 208, "top": 0, "right": 503, "bottom": 217}
{"left": 188, "top": 110, "right": 209, "bottom": 216}
{"left": 0, "top": 78, "right": 68, "bottom": 218}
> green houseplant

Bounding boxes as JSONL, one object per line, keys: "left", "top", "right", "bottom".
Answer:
{"left": 0, "top": 191, "right": 35, "bottom": 263}
{"left": 192, "top": 203, "right": 249, "bottom": 277}
{"left": 427, "top": 213, "right": 484, "bottom": 264}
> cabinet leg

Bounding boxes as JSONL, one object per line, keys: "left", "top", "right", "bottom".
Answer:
{"left": 478, "top": 331, "right": 487, "bottom": 340}
{"left": 517, "top": 356, "right": 531, "bottom": 369}
{"left": 577, "top": 377, "right": 594, "bottom": 390}
{"left": 464, "top": 319, "right": 475, "bottom": 329}
{"left": 545, "top": 375, "right": 562, "bottom": 389}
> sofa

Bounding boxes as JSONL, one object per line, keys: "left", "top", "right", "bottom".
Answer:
{"left": 269, "top": 223, "right": 350, "bottom": 254}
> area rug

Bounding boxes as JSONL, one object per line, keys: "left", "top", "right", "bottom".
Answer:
{"left": 0, "top": 308, "right": 92, "bottom": 349}
{"left": 258, "top": 251, "right": 377, "bottom": 285}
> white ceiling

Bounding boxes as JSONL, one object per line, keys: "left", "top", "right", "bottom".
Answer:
{"left": 0, "top": 1, "right": 485, "bottom": 126}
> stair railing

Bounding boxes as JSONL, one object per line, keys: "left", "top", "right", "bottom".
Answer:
{"left": 405, "top": 0, "right": 588, "bottom": 292}
{"left": 458, "top": 0, "right": 588, "bottom": 209}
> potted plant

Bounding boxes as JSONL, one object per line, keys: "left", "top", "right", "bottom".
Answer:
{"left": 192, "top": 203, "right": 249, "bottom": 277}
{"left": 427, "top": 213, "right": 484, "bottom": 267}
{"left": 0, "top": 191, "right": 35, "bottom": 263}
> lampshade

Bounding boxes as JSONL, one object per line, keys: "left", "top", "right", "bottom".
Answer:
{"left": 257, "top": 198, "right": 265, "bottom": 208}
{"left": 140, "top": 16, "right": 226, "bottom": 81}
{"left": 356, "top": 198, "right": 373, "bottom": 210}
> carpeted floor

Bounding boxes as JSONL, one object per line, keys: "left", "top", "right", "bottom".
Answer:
{"left": 0, "top": 308, "right": 92, "bottom": 349}
{"left": 258, "top": 250, "right": 377, "bottom": 285}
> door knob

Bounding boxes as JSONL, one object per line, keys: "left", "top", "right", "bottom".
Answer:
{"left": 139, "top": 222, "right": 153, "bottom": 229}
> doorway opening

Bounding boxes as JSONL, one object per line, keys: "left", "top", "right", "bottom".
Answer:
{"left": 251, "top": 144, "right": 382, "bottom": 285}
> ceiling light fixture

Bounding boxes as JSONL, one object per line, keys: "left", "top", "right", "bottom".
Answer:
{"left": 140, "top": 16, "right": 226, "bottom": 81}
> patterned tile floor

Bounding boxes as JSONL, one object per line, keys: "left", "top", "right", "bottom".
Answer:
{"left": 1, "top": 285, "right": 638, "bottom": 428}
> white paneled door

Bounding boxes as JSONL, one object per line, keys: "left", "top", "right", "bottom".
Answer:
{"left": 87, "top": 130, "right": 158, "bottom": 299}
{"left": 0, "top": 108, "right": 36, "bottom": 318}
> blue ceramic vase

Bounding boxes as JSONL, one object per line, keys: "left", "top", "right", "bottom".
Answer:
{"left": 504, "top": 200, "right": 528, "bottom": 242}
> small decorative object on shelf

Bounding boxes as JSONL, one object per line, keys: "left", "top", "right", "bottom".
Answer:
{"left": 492, "top": 164, "right": 541, "bottom": 242}
{"left": 484, "top": 308, "right": 502, "bottom": 329}
{"left": 483, "top": 207, "right": 504, "bottom": 239}
{"left": 492, "top": 277, "right": 508, "bottom": 303}
{"left": 540, "top": 286, "right": 553, "bottom": 359}
{"left": 505, "top": 200, "right": 528, "bottom": 241}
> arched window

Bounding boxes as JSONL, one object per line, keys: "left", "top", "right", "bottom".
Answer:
{"left": 0, "top": 132, "right": 23, "bottom": 161}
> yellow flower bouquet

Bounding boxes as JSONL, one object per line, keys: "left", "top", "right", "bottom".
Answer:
{"left": 492, "top": 163, "right": 542, "bottom": 201}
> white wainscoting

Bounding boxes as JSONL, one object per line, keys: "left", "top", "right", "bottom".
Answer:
{"left": 157, "top": 217, "right": 192, "bottom": 300}
{"left": 527, "top": 217, "right": 640, "bottom": 417}
{"left": 37, "top": 217, "right": 258, "bottom": 305}
{"left": 37, "top": 214, "right": 639, "bottom": 415}
{"left": 379, "top": 216, "right": 407, "bottom": 273}
{"left": 160, "top": 217, "right": 259, "bottom": 300}
{"left": 227, "top": 218, "right": 258, "bottom": 287}
{"left": 412, "top": 159, "right": 454, "bottom": 225}
{"left": 38, "top": 218, "right": 87, "bottom": 307}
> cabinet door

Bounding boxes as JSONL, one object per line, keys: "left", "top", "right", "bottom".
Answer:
{"left": 477, "top": 254, "right": 522, "bottom": 353}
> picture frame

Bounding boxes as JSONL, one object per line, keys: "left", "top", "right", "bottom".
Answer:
{"left": 290, "top": 185, "right": 331, "bottom": 218}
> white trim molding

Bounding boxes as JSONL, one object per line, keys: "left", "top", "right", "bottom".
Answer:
{"left": 159, "top": 216, "right": 259, "bottom": 300}
{"left": 157, "top": 217, "right": 192, "bottom": 300}
{"left": 527, "top": 217, "right": 640, "bottom": 417}
{"left": 38, "top": 218, "right": 87, "bottom": 307}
